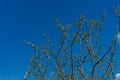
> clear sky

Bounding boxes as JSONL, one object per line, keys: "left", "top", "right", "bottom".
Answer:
{"left": 0, "top": 0, "right": 120, "bottom": 80}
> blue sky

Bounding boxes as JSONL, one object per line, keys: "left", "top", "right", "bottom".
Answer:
{"left": 0, "top": 0, "right": 120, "bottom": 80}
